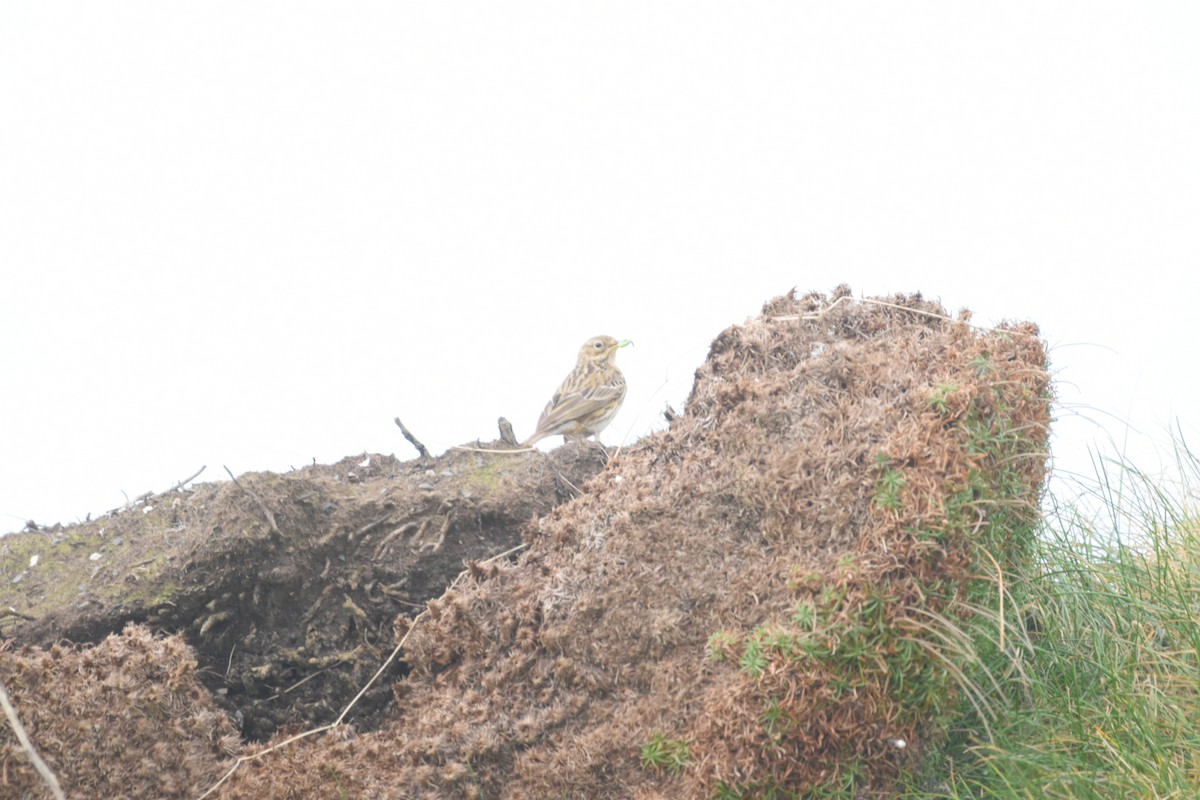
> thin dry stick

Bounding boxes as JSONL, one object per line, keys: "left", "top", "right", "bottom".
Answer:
{"left": 106, "top": 465, "right": 206, "bottom": 516}
{"left": 222, "top": 466, "right": 281, "bottom": 536}
{"left": 773, "top": 294, "right": 1041, "bottom": 338}
{"left": 0, "top": 679, "right": 66, "bottom": 800}
{"left": 194, "top": 542, "right": 528, "bottom": 800}
{"left": 112, "top": 488, "right": 153, "bottom": 513}
{"left": 393, "top": 417, "right": 431, "bottom": 459}
{"left": 550, "top": 466, "right": 583, "bottom": 498}
{"left": 449, "top": 443, "right": 534, "bottom": 453}
{"left": 161, "top": 465, "right": 207, "bottom": 496}
{"left": 264, "top": 668, "right": 329, "bottom": 702}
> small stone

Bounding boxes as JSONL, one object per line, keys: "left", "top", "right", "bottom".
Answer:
{"left": 89, "top": 552, "right": 102, "bottom": 561}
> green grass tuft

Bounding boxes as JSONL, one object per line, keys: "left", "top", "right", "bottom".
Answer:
{"left": 907, "top": 439, "right": 1200, "bottom": 798}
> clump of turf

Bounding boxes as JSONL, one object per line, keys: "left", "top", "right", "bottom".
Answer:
{"left": 214, "top": 287, "right": 1050, "bottom": 798}
{"left": 0, "top": 624, "right": 239, "bottom": 799}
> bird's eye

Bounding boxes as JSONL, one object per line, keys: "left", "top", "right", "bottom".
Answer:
{"left": 594, "top": 341, "right": 603, "bottom": 348}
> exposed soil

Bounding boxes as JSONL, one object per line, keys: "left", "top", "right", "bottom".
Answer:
{"left": 0, "top": 287, "right": 1052, "bottom": 799}
{"left": 1, "top": 443, "right": 608, "bottom": 742}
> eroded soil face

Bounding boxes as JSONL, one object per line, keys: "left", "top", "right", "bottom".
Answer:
{"left": 1, "top": 444, "right": 608, "bottom": 741}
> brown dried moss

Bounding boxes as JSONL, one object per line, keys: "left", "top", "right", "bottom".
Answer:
{"left": 0, "top": 624, "right": 239, "bottom": 799}
{"left": 208, "top": 287, "right": 1050, "bottom": 798}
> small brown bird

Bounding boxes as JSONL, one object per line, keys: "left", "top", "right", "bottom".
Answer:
{"left": 523, "top": 335, "right": 632, "bottom": 447}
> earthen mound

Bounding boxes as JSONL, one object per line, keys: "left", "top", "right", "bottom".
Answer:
{"left": 1, "top": 428, "right": 608, "bottom": 745}
{"left": 207, "top": 287, "right": 1051, "bottom": 798}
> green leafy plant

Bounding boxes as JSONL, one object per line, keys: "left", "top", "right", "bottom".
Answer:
{"left": 639, "top": 732, "right": 690, "bottom": 775}
{"left": 790, "top": 600, "right": 817, "bottom": 628}
{"left": 739, "top": 634, "right": 769, "bottom": 678}
{"left": 928, "top": 382, "right": 959, "bottom": 415}
{"left": 874, "top": 455, "right": 906, "bottom": 511}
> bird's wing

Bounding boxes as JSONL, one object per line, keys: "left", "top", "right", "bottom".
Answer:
{"left": 534, "top": 380, "right": 625, "bottom": 436}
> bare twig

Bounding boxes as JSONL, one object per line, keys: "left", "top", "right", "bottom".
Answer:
{"left": 160, "top": 465, "right": 207, "bottom": 496}
{"left": 194, "top": 542, "right": 528, "bottom": 800}
{"left": 264, "top": 668, "right": 330, "bottom": 702}
{"left": 772, "top": 295, "right": 1039, "bottom": 338}
{"left": 106, "top": 465, "right": 206, "bottom": 516}
{"left": 540, "top": 454, "right": 583, "bottom": 498}
{"left": 108, "top": 488, "right": 152, "bottom": 515}
{"left": 393, "top": 418, "right": 431, "bottom": 459}
{"left": 0, "top": 679, "right": 66, "bottom": 800}
{"left": 222, "top": 466, "right": 281, "bottom": 536}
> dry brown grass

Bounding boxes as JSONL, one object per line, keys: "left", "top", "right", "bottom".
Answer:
{"left": 0, "top": 624, "right": 239, "bottom": 799}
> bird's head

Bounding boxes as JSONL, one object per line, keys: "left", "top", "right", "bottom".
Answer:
{"left": 578, "top": 335, "right": 633, "bottom": 366}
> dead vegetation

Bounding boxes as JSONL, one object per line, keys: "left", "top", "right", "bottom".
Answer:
{"left": 0, "top": 287, "right": 1051, "bottom": 798}
{"left": 1, "top": 440, "right": 608, "bottom": 749}
{"left": 0, "top": 624, "right": 237, "bottom": 798}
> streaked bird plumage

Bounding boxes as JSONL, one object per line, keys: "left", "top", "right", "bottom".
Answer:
{"left": 523, "top": 335, "right": 631, "bottom": 447}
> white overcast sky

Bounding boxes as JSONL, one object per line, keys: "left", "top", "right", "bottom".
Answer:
{"left": 2, "top": 4, "right": 1197, "bottom": 533}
